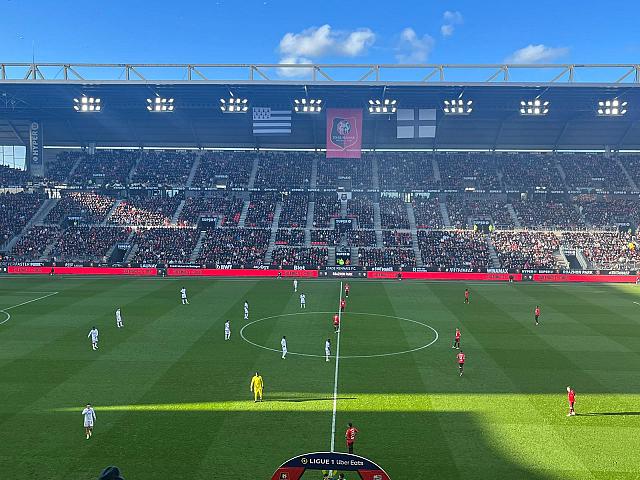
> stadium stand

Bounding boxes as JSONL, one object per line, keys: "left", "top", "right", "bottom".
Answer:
{"left": 418, "top": 230, "right": 490, "bottom": 269}
{"left": 178, "top": 196, "right": 243, "bottom": 227}
{"left": 347, "top": 229, "right": 377, "bottom": 247}
{"left": 192, "top": 151, "right": 253, "bottom": 189}
{"left": 376, "top": 152, "right": 438, "bottom": 190}
{"left": 380, "top": 196, "right": 409, "bottom": 229}
{"left": 561, "top": 231, "right": 640, "bottom": 270}
{"left": 255, "top": 152, "right": 312, "bottom": 188}
{"left": 131, "top": 151, "right": 194, "bottom": 187}
{"left": 491, "top": 231, "right": 561, "bottom": 269}
{"left": 317, "top": 157, "right": 372, "bottom": 189}
{"left": 512, "top": 199, "right": 584, "bottom": 229}
{"left": 358, "top": 248, "right": 416, "bottom": 268}
{"left": 45, "top": 151, "right": 79, "bottom": 183}
{"left": 279, "top": 193, "right": 309, "bottom": 228}
{"left": 437, "top": 152, "right": 501, "bottom": 190}
{"left": 69, "top": 150, "right": 138, "bottom": 186}
{"left": 275, "top": 228, "right": 305, "bottom": 246}
{"left": 45, "top": 191, "right": 116, "bottom": 225}
{"left": 51, "top": 226, "right": 131, "bottom": 261}
{"left": 271, "top": 247, "right": 329, "bottom": 267}
{"left": 0, "top": 192, "right": 45, "bottom": 245}
{"left": 132, "top": 227, "right": 199, "bottom": 264}
{"left": 446, "top": 197, "right": 514, "bottom": 229}
{"left": 108, "top": 196, "right": 181, "bottom": 226}
{"left": 412, "top": 196, "right": 444, "bottom": 229}
{"left": 10, "top": 225, "right": 61, "bottom": 259}
{"left": 0, "top": 164, "right": 30, "bottom": 186}
{"left": 313, "top": 193, "right": 340, "bottom": 228}
{"left": 245, "top": 193, "right": 277, "bottom": 228}
{"left": 198, "top": 228, "right": 270, "bottom": 265}
{"left": 347, "top": 197, "right": 375, "bottom": 229}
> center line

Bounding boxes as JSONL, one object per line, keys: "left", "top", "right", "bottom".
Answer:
{"left": 330, "top": 281, "right": 343, "bottom": 453}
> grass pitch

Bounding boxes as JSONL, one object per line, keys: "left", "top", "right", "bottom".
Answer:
{"left": 1, "top": 277, "right": 639, "bottom": 479}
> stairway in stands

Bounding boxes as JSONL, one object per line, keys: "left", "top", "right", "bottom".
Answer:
{"left": 102, "top": 200, "right": 122, "bottom": 226}
{"left": 3, "top": 198, "right": 57, "bottom": 253}
{"left": 373, "top": 202, "right": 383, "bottom": 247}
{"left": 190, "top": 231, "right": 207, "bottom": 263}
{"left": 371, "top": 155, "right": 380, "bottom": 190}
{"left": 406, "top": 202, "right": 423, "bottom": 266}
{"left": 265, "top": 202, "right": 283, "bottom": 263}
{"left": 186, "top": 152, "right": 201, "bottom": 187}
{"left": 238, "top": 200, "right": 251, "bottom": 227}
{"left": 486, "top": 235, "right": 502, "bottom": 268}
{"left": 439, "top": 200, "right": 451, "bottom": 227}
{"left": 247, "top": 155, "right": 260, "bottom": 189}
{"left": 171, "top": 200, "right": 186, "bottom": 225}
{"left": 506, "top": 203, "right": 521, "bottom": 227}
{"left": 310, "top": 156, "right": 318, "bottom": 189}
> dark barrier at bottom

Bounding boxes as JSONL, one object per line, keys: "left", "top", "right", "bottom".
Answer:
{"left": 272, "top": 452, "right": 390, "bottom": 480}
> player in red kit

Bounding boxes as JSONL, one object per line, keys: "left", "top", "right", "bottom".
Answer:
{"left": 340, "top": 298, "right": 346, "bottom": 312}
{"left": 457, "top": 351, "right": 465, "bottom": 376}
{"left": 344, "top": 283, "right": 350, "bottom": 298}
{"left": 567, "top": 386, "right": 576, "bottom": 416}
{"left": 345, "top": 422, "right": 359, "bottom": 454}
{"left": 452, "top": 328, "right": 461, "bottom": 349}
{"left": 333, "top": 313, "right": 340, "bottom": 333}
{"left": 534, "top": 305, "right": 541, "bottom": 326}
{"left": 464, "top": 288, "right": 470, "bottom": 304}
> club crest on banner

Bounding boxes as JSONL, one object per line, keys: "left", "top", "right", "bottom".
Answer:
{"left": 326, "top": 109, "right": 363, "bottom": 158}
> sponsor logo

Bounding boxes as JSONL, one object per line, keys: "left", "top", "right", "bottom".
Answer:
{"left": 330, "top": 117, "right": 358, "bottom": 150}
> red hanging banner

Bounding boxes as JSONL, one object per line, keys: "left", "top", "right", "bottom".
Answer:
{"left": 326, "top": 108, "right": 363, "bottom": 158}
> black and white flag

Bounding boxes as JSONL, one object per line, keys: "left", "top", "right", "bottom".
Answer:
{"left": 396, "top": 108, "right": 437, "bottom": 139}
{"left": 252, "top": 107, "right": 292, "bottom": 135}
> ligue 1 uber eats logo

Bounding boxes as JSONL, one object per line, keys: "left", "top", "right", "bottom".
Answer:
{"left": 330, "top": 116, "right": 358, "bottom": 149}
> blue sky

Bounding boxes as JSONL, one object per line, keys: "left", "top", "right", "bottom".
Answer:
{"left": 0, "top": 0, "right": 638, "bottom": 81}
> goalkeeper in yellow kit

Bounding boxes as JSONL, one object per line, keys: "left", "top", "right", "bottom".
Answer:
{"left": 250, "top": 371, "right": 264, "bottom": 402}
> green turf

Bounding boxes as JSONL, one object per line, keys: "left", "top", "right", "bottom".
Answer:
{"left": 1, "top": 277, "right": 639, "bottom": 479}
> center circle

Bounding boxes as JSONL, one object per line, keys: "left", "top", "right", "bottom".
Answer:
{"left": 239, "top": 311, "right": 439, "bottom": 359}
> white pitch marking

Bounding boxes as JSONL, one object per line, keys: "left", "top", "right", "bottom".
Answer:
{"left": 0, "top": 292, "right": 59, "bottom": 326}
{"left": 330, "top": 281, "right": 343, "bottom": 453}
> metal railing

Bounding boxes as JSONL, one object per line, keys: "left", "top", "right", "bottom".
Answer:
{"left": 1, "top": 63, "right": 639, "bottom": 83}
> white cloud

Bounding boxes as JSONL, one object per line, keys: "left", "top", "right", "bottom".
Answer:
{"left": 277, "top": 56, "right": 313, "bottom": 78}
{"left": 395, "top": 27, "right": 435, "bottom": 63}
{"left": 278, "top": 24, "right": 375, "bottom": 63}
{"left": 440, "top": 24, "right": 454, "bottom": 37}
{"left": 441, "top": 10, "right": 463, "bottom": 37}
{"left": 506, "top": 44, "right": 570, "bottom": 63}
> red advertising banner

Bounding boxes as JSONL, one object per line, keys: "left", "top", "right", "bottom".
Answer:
{"left": 8, "top": 266, "right": 157, "bottom": 276}
{"left": 533, "top": 273, "right": 638, "bottom": 283}
{"left": 166, "top": 268, "right": 319, "bottom": 278}
{"left": 326, "top": 108, "right": 363, "bottom": 158}
{"left": 368, "top": 271, "right": 521, "bottom": 281}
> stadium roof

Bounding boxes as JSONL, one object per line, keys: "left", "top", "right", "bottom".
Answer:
{"left": 1, "top": 63, "right": 639, "bottom": 150}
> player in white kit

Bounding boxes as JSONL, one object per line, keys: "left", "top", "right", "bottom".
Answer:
{"left": 325, "top": 338, "right": 331, "bottom": 362}
{"left": 115, "top": 308, "right": 123, "bottom": 328}
{"left": 88, "top": 327, "right": 99, "bottom": 350}
{"left": 82, "top": 404, "right": 96, "bottom": 439}
{"left": 300, "top": 293, "right": 306, "bottom": 309}
{"left": 181, "top": 287, "right": 189, "bottom": 305}
{"left": 293, "top": 279, "right": 298, "bottom": 292}
{"left": 281, "top": 336, "right": 287, "bottom": 359}
{"left": 224, "top": 320, "right": 231, "bottom": 340}
{"left": 244, "top": 301, "right": 249, "bottom": 320}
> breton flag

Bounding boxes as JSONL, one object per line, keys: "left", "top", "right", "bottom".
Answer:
{"left": 396, "top": 108, "right": 437, "bottom": 139}
{"left": 252, "top": 107, "right": 292, "bottom": 135}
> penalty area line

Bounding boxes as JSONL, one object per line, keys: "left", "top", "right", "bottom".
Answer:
{"left": 330, "top": 281, "right": 343, "bottom": 453}
{"left": 0, "top": 291, "right": 59, "bottom": 326}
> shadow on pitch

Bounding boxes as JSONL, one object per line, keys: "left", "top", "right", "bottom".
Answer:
{"left": 273, "top": 397, "right": 357, "bottom": 403}
{"left": 576, "top": 411, "right": 640, "bottom": 416}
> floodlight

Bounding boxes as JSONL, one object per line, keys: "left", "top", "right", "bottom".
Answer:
{"left": 146, "top": 97, "right": 174, "bottom": 112}
{"left": 597, "top": 99, "right": 627, "bottom": 116}
{"left": 73, "top": 96, "right": 101, "bottom": 112}
{"left": 294, "top": 98, "right": 323, "bottom": 113}
{"left": 443, "top": 98, "right": 472, "bottom": 115}
{"left": 519, "top": 99, "right": 549, "bottom": 116}
{"left": 368, "top": 99, "right": 397, "bottom": 114}
{"left": 220, "top": 97, "right": 249, "bottom": 113}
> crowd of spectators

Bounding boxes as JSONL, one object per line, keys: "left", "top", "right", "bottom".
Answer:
{"left": 192, "top": 151, "right": 253, "bottom": 188}
{"left": 412, "top": 196, "right": 443, "bottom": 229}
{"left": 255, "top": 152, "right": 312, "bottom": 188}
{"left": 559, "top": 153, "right": 631, "bottom": 191}
{"left": 46, "top": 192, "right": 115, "bottom": 225}
{"left": 131, "top": 151, "right": 194, "bottom": 187}
{"left": 491, "top": 231, "right": 561, "bottom": 269}
{"left": 51, "top": 226, "right": 130, "bottom": 261}
{"left": 500, "top": 153, "right": 565, "bottom": 190}
{"left": 108, "top": 196, "right": 181, "bottom": 226}
{"left": 380, "top": 197, "right": 409, "bottom": 229}
{"left": 271, "top": 247, "right": 328, "bottom": 267}
{"left": 576, "top": 195, "right": 640, "bottom": 228}
{"left": 10, "top": 226, "right": 60, "bottom": 259}
{"left": 275, "top": 229, "right": 305, "bottom": 246}
{"left": 131, "top": 227, "right": 198, "bottom": 264}
{"left": 358, "top": 248, "right": 416, "bottom": 267}
{"left": 179, "top": 196, "right": 243, "bottom": 226}
{"left": 198, "top": 228, "right": 270, "bottom": 265}
{"left": 0, "top": 191, "right": 45, "bottom": 245}
{"left": 347, "top": 197, "right": 375, "bottom": 229}
{"left": 620, "top": 155, "right": 640, "bottom": 188}
{"left": 317, "top": 158, "right": 372, "bottom": 189}
{"left": 347, "top": 229, "right": 377, "bottom": 247}
{"left": 245, "top": 193, "right": 277, "bottom": 228}
{"left": 279, "top": 193, "right": 309, "bottom": 228}
{"left": 437, "top": 153, "right": 501, "bottom": 190}
{"left": 69, "top": 150, "right": 138, "bottom": 186}
{"left": 45, "top": 151, "right": 79, "bottom": 183}
{"left": 375, "top": 152, "right": 437, "bottom": 190}
{"left": 418, "top": 230, "right": 490, "bottom": 270}
{"left": 512, "top": 199, "right": 584, "bottom": 229}
{"left": 447, "top": 197, "right": 514, "bottom": 229}
{"left": 561, "top": 232, "right": 640, "bottom": 270}
{"left": 311, "top": 229, "right": 341, "bottom": 246}
{"left": 313, "top": 194, "right": 340, "bottom": 228}
{"left": 383, "top": 230, "right": 412, "bottom": 247}
{"left": 0, "top": 165, "right": 30, "bottom": 186}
